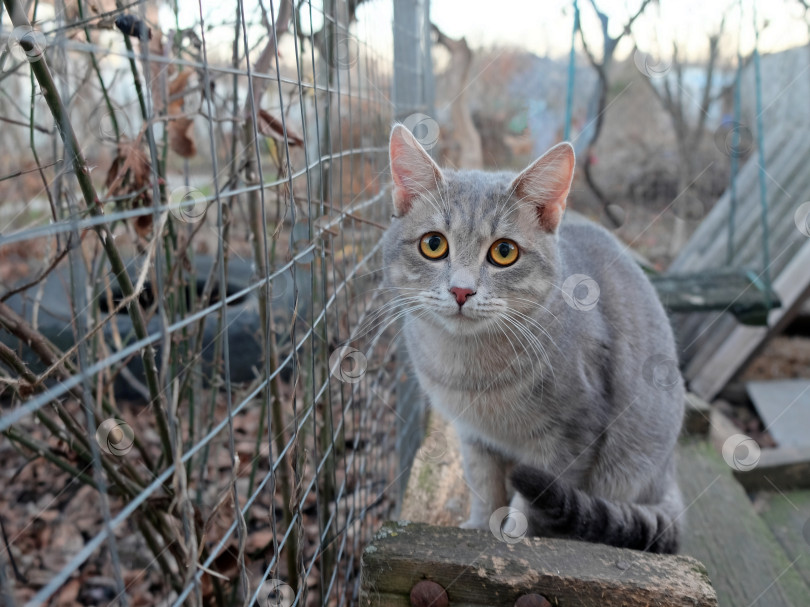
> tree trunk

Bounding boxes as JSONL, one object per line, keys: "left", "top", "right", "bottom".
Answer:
{"left": 433, "top": 26, "right": 482, "bottom": 169}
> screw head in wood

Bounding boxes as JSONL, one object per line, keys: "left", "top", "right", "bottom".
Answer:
{"left": 409, "top": 580, "right": 448, "bottom": 607}
{"left": 514, "top": 594, "right": 551, "bottom": 607}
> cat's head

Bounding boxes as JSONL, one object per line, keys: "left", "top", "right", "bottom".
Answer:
{"left": 382, "top": 124, "right": 575, "bottom": 335}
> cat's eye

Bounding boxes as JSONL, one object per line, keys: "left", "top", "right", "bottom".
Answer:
{"left": 488, "top": 239, "right": 519, "bottom": 267}
{"left": 419, "top": 232, "right": 449, "bottom": 260}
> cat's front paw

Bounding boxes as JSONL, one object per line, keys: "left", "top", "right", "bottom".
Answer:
{"left": 460, "top": 517, "right": 489, "bottom": 531}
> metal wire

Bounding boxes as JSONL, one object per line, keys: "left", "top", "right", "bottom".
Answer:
{"left": 0, "top": 1, "right": 429, "bottom": 605}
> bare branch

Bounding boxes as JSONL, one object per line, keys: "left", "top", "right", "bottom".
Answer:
{"left": 587, "top": 0, "right": 654, "bottom": 55}
{"left": 431, "top": 23, "right": 482, "bottom": 169}
{"left": 0, "top": 236, "right": 75, "bottom": 302}
{"left": 576, "top": 0, "right": 655, "bottom": 225}
{"left": 711, "top": 52, "right": 754, "bottom": 103}
{"left": 0, "top": 115, "right": 52, "bottom": 134}
{"left": 0, "top": 300, "right": 76, "bottom": 389}
{"left": 249, "top": 0, "right": 294, "bottom": 113}
{"left": 295, "top": 0, "right": 371, "bottom": 67}
{"left": 622, "top": 0, "right": 656, "bottom": 39}
{"left": 691, "top": 16, "right": 725, "bottom": 149}
{"left": 577, "top": 23, "right": 603, "bottom": 72}
{"left": 431, "top": 23, "right": 473, "bottom": 72}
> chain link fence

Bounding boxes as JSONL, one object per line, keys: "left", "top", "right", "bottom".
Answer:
{"left": 0, "top": 0, "right": 431, "bottom": 604}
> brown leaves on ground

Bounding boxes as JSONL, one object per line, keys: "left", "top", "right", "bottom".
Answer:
{"left": 0, "top": 239, "right": 40, "bottom": 285}
{"left": 2, "top": 370, "right": 395, "bottom": 605}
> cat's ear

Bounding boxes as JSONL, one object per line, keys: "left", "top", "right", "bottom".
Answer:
{"left": 510, "top": 142, "right": 575, "bottom": 233}
{"left": 389, "top": 124, "right": 444, "bottom": 216}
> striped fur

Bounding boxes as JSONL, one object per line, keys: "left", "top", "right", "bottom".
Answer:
{"left": 510, "top": 465, "right": 680, "bottom": 554}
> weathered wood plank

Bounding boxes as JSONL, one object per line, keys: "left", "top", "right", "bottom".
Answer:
{"left": 400, "top": 414, "right": 809, "bottom": 605}
{"left": 747, "top": 379, "right": 810, "bottom": 449}
{"left": 684, "top": 392, "right": 711, "bottom": 436}
{"left": 400, "top": 412, "right": 468, "bottom": 527}
{"left": 687, "top": 238, "right": 810, "bottom": 400}
{"left": 670, "top": 123, "right": 809, "bottom": 275}
{"left": 669, "top": 123, "right": 798, "bottom": 273}
{"left": 670, "top": 119, "right": 810, "bottom": 381}
{"left": 758, "top": 490, "right": 810, "bottom": 590}
{"left": 733, "top": 445, "right": 810, "bottom": 492}
{"left": 705, "top": 406, "right": 810, "bottom": 492}
{"left": 678, "top": 440, "right": 810, "bottom": 606}
{"left": 651, "top": 269, "right": 780, "bottom": 324}
{"left": 360, "top": 521, "right": 717, "bottom": 607}
{"left": 707, "top": 407, "right": 739, "bottom": 455}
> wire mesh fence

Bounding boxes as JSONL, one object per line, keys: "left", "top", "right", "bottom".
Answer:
{"left": 0, "top": 0, "right": 430, "bottom": 604}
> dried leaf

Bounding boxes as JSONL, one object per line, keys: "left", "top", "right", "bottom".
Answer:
{"left": 105, "top": 140, "right": 151, "bottom": 197}
{"left": 168, "top": 116, "right": 197, "bottom": 158}
{"left": 167, "top": 70, "right": 194, "bottom": 116}
{"left": 245, "top": 528, "right": 276, "bottom": 553}
{"left": 147, "top": 28, "right": 171, "bottom": 113}
{"left": 169, "top": 70, "right": 194, "bottom": 99}
{"left": 55, "top": 578, "right": 81, "bottom": 604}
{"left": 104, "top": 139, "right": 154, "bottom": 236}
{"left": 165, "top": 72, "right": 197, "bottom": 157}
{"left": 133, "top": 214, "right": 153, "bottom": 237}
{"left": 257, "top": 109, "right": 303, "bottom": 146}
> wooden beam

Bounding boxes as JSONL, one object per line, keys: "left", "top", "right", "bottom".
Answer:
{"left": 708, "top": 407, "right": 739, "bottom": 455}
{"left": 746, "top": 379, "right": 810, "bottom": 449}
{"left": 678, "top": 440, "right": 810, "bottom": 605}
{"left": 701, "top": 406, "right": 810, "bottom": 492}
{"left": 684, "top": 392, "right": 711, "bottom": 436}
{"left": 733, "top": 445, "right": 810, "bottom": 492}
{"left": 651, "top": 269, "right": 780, "bottom": 323}
{"left": 670, "top": 125, "right": 801, "bottom": 273}
{"left": 758, "top": 489, "right": 810, "bottom": 589}
{"left": 687, "top": 238, "right": 810, "bottom": 400}
{"left": 400, "top": 411, "right": 469, "bottom": 527}
{"left": 670, "top": 125, "right": 810, "bottom": 376}
{"left": 360, "top": 521, "right": 717, "bottom": 606}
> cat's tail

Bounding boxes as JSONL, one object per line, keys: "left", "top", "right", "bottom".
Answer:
{"left": 510, "top": 465, "right": 681, "bottom": 554}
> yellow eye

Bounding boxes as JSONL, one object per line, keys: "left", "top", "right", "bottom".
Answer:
{"left": 419, "top": 232, "right": 449, "bottom": 260}
{"left": 488, "top": 239, "right": 519, "bottom": 267}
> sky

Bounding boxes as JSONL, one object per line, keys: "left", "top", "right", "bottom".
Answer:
{"left": 21, "top": 0, "right": 807, "bottom": 59}
{"left": 150, "top": 0, "right": 810, "bottom": 69}
{"left": 425, "top": 0, "right": 809, "bottom": 60}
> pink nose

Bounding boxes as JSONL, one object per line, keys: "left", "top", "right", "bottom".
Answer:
{"left": 450, "top": 287, "right": 475, "bottom": 306}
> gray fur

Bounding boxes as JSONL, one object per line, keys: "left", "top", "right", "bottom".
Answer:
{"left": 382, "top": 125, "right": 685, "bottom": 553}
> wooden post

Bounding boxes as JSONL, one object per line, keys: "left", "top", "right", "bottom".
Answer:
{"left": 360, "top": 522, "right": 717, "bottom": 607}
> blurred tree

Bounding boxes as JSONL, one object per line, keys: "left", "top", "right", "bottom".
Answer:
{"left": 577, "top": 0, "right": 654, "bottom": 226}
{"left": 432, "top": 24, "right": 483, "bottom": 169}
{"left": 636, "top": 14, "right": 729, "bottom": 253}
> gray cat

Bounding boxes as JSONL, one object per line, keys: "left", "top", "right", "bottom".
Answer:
{"left": 381, "top": 124, "right": 685, "bottom": 553}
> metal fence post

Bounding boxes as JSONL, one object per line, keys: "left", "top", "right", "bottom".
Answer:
{"left": 392, "top": 0, "right": 433, "bottom": 515}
